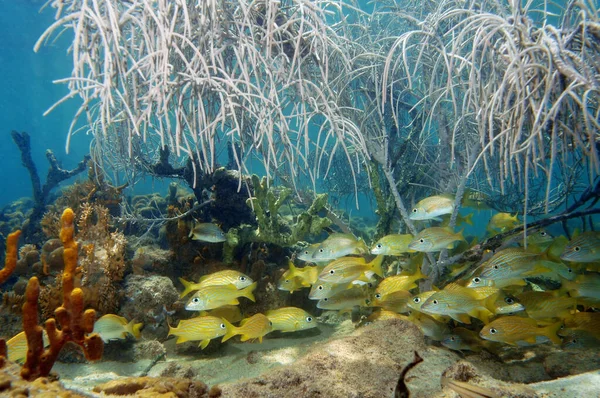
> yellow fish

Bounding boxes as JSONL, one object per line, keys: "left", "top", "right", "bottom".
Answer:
{"left": 93, "top": 314, "right": 143, "bottom": 343}
{"left": 277, "top": 262, "right": 320, "bottom": 293}
{"left": 559, "top": 312, "right": 600, "bottom": 347}
{"left": 266, "top": 307, "right": 317, "bottom": 333}
{"left": 421, "top": 283, "right": 499, "bottom": 324}
{"left": 560, "top": 273, "right": 600, "bottom": 301}
{"left": 440, "top": 213, "right": 474, "bottom": 227}
{"left": 370, "top": 234, "right": 415, "bottom": 255}
{"left": 179, "top": 270, "right": 253, "bottom": 298}
{"left": 462, "top": 189, "right": 491, "bottom": 209}
{"left": 296, "top": 243, "right": 321, "bottom": 262}
{"left": 466, "top": 248, "right": 552, "bottom": 288}
{"left": 372, "top": 289, "right": 411, "bottom": 313}
{"left": 317, "top": 255, "right": 383, "bottom": 285}
{"left": 516, "top": 291, "right": 576, "bottom": 321}
{"left": 410, "top": 195, "right": 455, "bottom": 221}
{"left": 560, "top": 231, "right": 600, "bottom": 263}
{"left": 317, "top": 287, "right": 372, "bottom": 311}
{"left": 222, "top": 313, "right": 273, "bottom": 343}
{"left": 308, "top": 280, "right": 349, "bottom": 300}
{"left": 189, "top": 222, "right": 226, "bottom": 242}
{"left": 185, "top": 282, "right": 257, "bottom": 311}
{"left": 407, "top": 311, "right": 451, "bottom": 341}
{"left": 487, "top": 213, "right": 520, "bottom": 233}
{"left": 480, "top": 316, "right": 562, "bottom": 346}
{"left": 374, "top": 266, "right": 425, "bottom": 297}
{"left": 199, "top": 305, "right": 243, "bottom": 323}
{"left": 442, "top": 327, "right": 489, "bottom": 352}
{"left": 408, "top": 227, "right": 465, "bottom": 252}
{"left": 486, "top": 293, "right": 525, "bottom": 315}
{"left": 6, "top": 331, "right": 50, "bottom": 363}
{"left": 406, "top": 290, "right": 437, "bottom": 313}
{"left": 311, "top": 233, "right": 369, "bottom": 261}
{"left": 168, "top": 316, "right": 228, "bottom": 349}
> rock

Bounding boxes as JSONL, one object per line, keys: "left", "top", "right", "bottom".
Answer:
{"left": 120, "top": 275, "right": 179, "bottom": 340}
{"left": 134, "top": 340, "right": 167, "bottom": 361}
{"left": 92, "top": 376, "right": 209, "bottom": 397}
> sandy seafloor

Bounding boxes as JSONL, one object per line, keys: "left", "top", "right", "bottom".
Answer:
{"left": 49, "top": 318, "right": 600, "bottom": 398}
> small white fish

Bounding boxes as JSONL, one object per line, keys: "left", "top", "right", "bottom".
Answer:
{"left": 189, "top": 222, "right": 226, "bottom": 242}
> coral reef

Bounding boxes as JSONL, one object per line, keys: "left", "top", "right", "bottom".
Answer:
{"left": 245, "top": 175, "right": 332, "bottom": 247}
{"left": 11, "top": 131, "right": 89, "bottom": 243}
{"left": 0, "top": 361, "right": 85, "bottom": 397}
{"left": 20, "top": 208, "right": 103, "bottom": 380}
{"left": 120, "top": 275, "right": 178, "bottom": 340}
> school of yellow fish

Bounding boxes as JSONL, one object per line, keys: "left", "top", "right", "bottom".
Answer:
{"left": 3, "top": 195, "right": 599, "bottom": 360}
{"left": 277, "top": 193, "right": 600, "bottom": 352}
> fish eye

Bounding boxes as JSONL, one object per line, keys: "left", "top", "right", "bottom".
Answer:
{"left": 574, "top": 246, "right": 580, "bottom": 252}
{"left": 450, "top": 336, "right": 456, "bottom": 341}
{"left": 376, "top": 244, "right": 382, "bottom": 249}
{"left": 303, "top": 250, "right": 309, "bottom": 255}
{"left": 220, "top": 323, "right": 226, "bottom": 329}
{"left": 568, "top": 268, "right": 573, "bottom": 273}
{"left": 285, "top": 279, "right": 290, "bottom": 283}
{"left": 413, "top": 297, "right": 421, "bottom": 303}
{"left": 489, "top": 328, "right": 497, "bottom": 334}
{"left": 319, "top": 249, "right": 324, "bottom": 253}
{"left": 432, "top": 299, "right": 438, "bottom": 305}
{"left": 540, "top": 231, "right": 547, "bottom": 236}
{"left": 473, "top": 277, "right": 481, "bottom": 284}
{"left": 412, "top": 208, "right": 417, "bottom": 213}
{"left": 375, "top": 293, "right": 381, "bottom": 299}
{"left": 505, "top": 297, "right": 514, "bottom": 304}
{"left": 493, "top": 265, "right": 499, "bottom": 270}
{"left": 306, "top": 316, "right": 313, "bottom": 322}
{"left": 329, "top": 269, "right": 335, "bottom": 274}
{"left": 323, "top": 298, "right": 329, "bottom": 302}
{"left": 269, "top": 321, "right": 273, "bottom": 326}
{"left": 192, "top": 298, "right": 200, "bottom": 303}
{"left": 240, "top": 276, "right": 247, "bottom": 281}
{"left": 419, "top": 239, "right": 425, "bottom": 243}
{"left": 318, "top": 285, "right": 324, "bottom": 290}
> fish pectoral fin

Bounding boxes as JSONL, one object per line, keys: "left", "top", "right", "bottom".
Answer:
{"left": 228, "top": 298, "right": 240, "bottom": 305}
{"left": 176, "top": 336, "right": 188, "bottom": 344}
{"left": 199, "top": 339, "right": 210, "bottom": 349}
{"left": 451, "top": 313, "right": 471, "bottom": 324}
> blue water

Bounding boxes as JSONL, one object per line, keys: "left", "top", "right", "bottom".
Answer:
{"left": 0, "top": 0, "right": 90, "bottom": 206}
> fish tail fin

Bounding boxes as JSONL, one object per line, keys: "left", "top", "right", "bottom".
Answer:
{"left": 545, "top": 321, "right": 564, "bottom": 345}
{"left": 240, "top": 281, "right": 258, "bottom": 302}
{"left": 371, "top": 255, "right": 384, "bottom": 278}
{"left": 413, "top": 263, "right": 426, "bottom": 281}
{"left": 456, "top": 229, "right": 466, "bottom": 242}
{"left": 221, "top": 319, "right": 238, "bottom": 342}
{"left": 288, "top": 260, "right": 297, "bottom": 274}
{"left": 463, "top": 213, "right": 474, "bottom": 226}
{"left": 126, "top": 319, "right": 143, "bottom": 339}
{"left": 178, "top": 277, "right": 196, "bottom": 298}
{"left": 167, "top": 319, "right": 176, "bottom": 337}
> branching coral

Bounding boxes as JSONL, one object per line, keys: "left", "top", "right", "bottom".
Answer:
{"left": 21, "top": 208, "right": 103, "bottom": 381}
{"left": 245, "top": 175, "right": 332, "bottom": 246}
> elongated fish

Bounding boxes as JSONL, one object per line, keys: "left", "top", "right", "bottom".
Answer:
{"left": 266, "top": 307, "right": 317, "bottom": 333}
{"left": 370, "top": 234, "right": 415, "bottom": 255}
{"left": 317, "top": 255, "right": 383, "bottom": 284}
{"left": 410, "top": 195, "right": 455, "bottom": 221}
{"left": 560, "top": 231, "right": 600, "bottom": 262}
{"left": 311, "top": 233, "right": 369, "bottom": 261}
{"left": 421, "top": 283, "right": 498, "bottom": 324}
{"left": 222, "top": 313, "right": 273, "bottom": 343}
{"left": 480, "top": 316, "right": 562, "bottom": 346}
{"left": 408, "top": 227, "right": 465, "bottom": 252}
{"left": 189, "top": 222, "right": 226, "bottom": 242}
{"left": 277, "top": 262, "right": 321, "bottom": 293}
{"left": 179, "top": 270, "right": 253, "bottom": 298}
{"left": 168, "top": 316, "right": 228, "bottom": 349}
{"left": 185, "top": 282, "right": 257, "bottom": 311}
